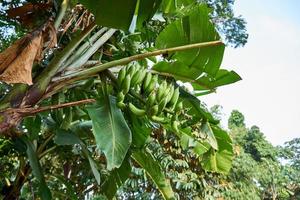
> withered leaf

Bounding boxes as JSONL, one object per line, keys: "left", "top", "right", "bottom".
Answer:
{"left": 43, "top": 23, "right": 57, "bottom": 49}
{"left": 0, "top": 31, "right": 43, "bottom": 85}
{"left": 7, "top": 3, "right": 53, "bottom": 29}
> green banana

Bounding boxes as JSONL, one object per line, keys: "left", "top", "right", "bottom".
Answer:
{"left": 146, "top": 92, "right": 156, "bottom": 108}
{"left": 131, "top": 68, "right": 147, "bottom": 86}
{"left": 142, "top": 73, "right": 152, "bottom": 91}
{"left": 151, "top": 115, "right": 168, "bottom": 124}
{"left": 157, "top": 98, "right": 168, "bottom": 115}
{"left": 121, "top": 74, "right": 131, "bottom": 94}
{"left": 130, "top": 70, "right": 142, "bottom": 87}
{"left": 148, "top": 105, "right": 158, "bottom": 116}
{"left": 127, "top": 65, "right": 138, "bottom": 78}
{"left": 117, "top": 92, "right": 125, "bottom": 103}
{"left": 145, "top": 74, "right": 157, "bottom": 95}
{"left": 156, "top": 80, "right": 167, "bottom": 101}
{"left": 117, "top": 67, "right": 126, "bottom": 87}
{"left": 135, "top": 69, "right": 147, "bottom": 85}
{"left": 129, "top": 103, "right": 146, "bottom": 116}
{"left": 172, "top": 120, "right": 180, "bottom": 133}
{"left": 175, "top": 101, "right": 183, "bottom": 113}
{"left": 168, "top": 87, "right": 179, "bottom": 108}
{"left": 117, "top": 101, "right": 126, "bottom": 109}
{"left": 165, "top": 84, "right": 174, "bottom": 103}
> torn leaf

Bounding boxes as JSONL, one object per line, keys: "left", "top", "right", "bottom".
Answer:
{"left": 0, "top": 31, "right": 43, "bottom": 85}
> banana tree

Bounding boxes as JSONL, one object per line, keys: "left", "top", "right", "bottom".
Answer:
{"left": 0, "top": 0, "right": 241, "bottom": 199}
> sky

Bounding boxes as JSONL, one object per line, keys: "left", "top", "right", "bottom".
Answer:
{"left": 202, "top": 0, "right": 300, "bottom": 145}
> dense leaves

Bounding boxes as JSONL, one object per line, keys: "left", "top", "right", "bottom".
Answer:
{"left": 0, "top": 0, "right": 248, "bottom": 199}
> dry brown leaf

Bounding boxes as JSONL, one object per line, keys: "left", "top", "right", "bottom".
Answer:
{"left": 0, "top": 37, "right": 26, "bottom": 72}
{"left": 0, "top": 21, "right": 57, "bottom": 85}
{"left": 43, "top": 23, "right": 57, "bottom": 49}
{"left": 0, "top": 32, "right": 43, "bottom": 85}
{"left": 7, "top": 3, "right": 53, "bottom": 29}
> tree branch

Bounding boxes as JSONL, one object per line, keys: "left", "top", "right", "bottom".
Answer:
{"left": 56, "top": 40, "right": 223, "bottom": 81}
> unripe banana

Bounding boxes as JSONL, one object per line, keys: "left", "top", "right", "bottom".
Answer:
{"left": 121, "top": 75, "right": 131, "bottom": 94}
{"left": 143, "top": 73, "right": 152, "bottom": 91}
{"left": 165, "top": 84, "right": 174, "bottom": 103}
{"left": 128, "top": 103, "right": 146, "bottom": 116}
{"left": 131, "top": 70, "right": 142, "bottom": 87}
{"left": 127, "top": 65, "right": 138, "bottom": 78}
{"left": 157, "top": 98, "right": 168, "bottom": 115}
{"left": 135, "top": 69, "right": 147, "bottom": 85}
{"left": 172, "top": 120, "right": 180, "bottom": 133}
{"left": 146, "top": 92, "right": 156, "bottom": 108}
{"left": 117, "top": 101, "right": 126, "bottom": 109}
{"left": 117, "top": 92, "right": 125, "bottom": 103}
{"left": 145, "top": 75, "right": 157, "bottom": 95}
{"left": 151, "top": 115, "right": 168, "bottom": 124}
{"left": 131, "top": 69, "right": 147, "bottom": 86}
{"left": 117, "top": 67, "right": 126, "bottom": 87}
{"left": 156, "top": 80, "right": 167, "bottom": 102}
{"left": 175, "top": 101, "right": 183, "bottom": 113}
{"left": 168, "top": 87, "right": 179, "bottom": 108}
{"left": 148, "top": 105, "right": 158, "bottom": 116}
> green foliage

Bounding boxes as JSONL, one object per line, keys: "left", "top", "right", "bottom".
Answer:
{"left": 205, "top": 0, "right": 248, "bottom": 47}
{"left": 87, "top": 95, "right": 132, "bottom": 170}
{"left": 22, "top": 136, "right": 52, "bottom": 200}
{"left": 132, "top": 150, "right": 176, "bottom": 199}
{"left": 79, "top": 0, "right": 161, "bottom": 31}
{"left": 154, "top": 5, "right": 241, "bottom": 92}
{"left": 202, "top": 126, "right": 233, "bottom": 174}
{"left": 0, "top": 0, "right": 248, "bottom": 199}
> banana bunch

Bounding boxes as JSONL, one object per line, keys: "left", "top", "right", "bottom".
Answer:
{"left": 116, "top": 64, "right": 183, "bottom": 132}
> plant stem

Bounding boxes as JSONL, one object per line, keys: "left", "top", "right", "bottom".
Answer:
{"left": 39, "top": 146, "right": 57, "bottom": 159}
{"left": 54, "top": 0, "right": 70, "bottom": 30}
{"left": 37, "top": 133, "right": 55, "bottom": 155}
{"left": 61, "top": 27, "right": 108, "bottom": 70}
{"left": 18, "top": 99, "right": 96, "bottom": 116}
{"left": 64, "top": 29, "right": 116, "bottom": 73}
{"left": 57, "top": 40, "right": 223, "bottom": 80}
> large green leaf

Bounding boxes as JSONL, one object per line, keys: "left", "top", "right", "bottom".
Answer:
{"left": 155, "top": 4, "right": 223, "bottom": 75}
{"left": 79, "top": 0, "right": 161, "bottom": 31}
{"left": 132, "top": 150, "right": 176, "bottom": 200}
{"left": 202, "top": 126, "right": 234, "bottom": 174}
{"left": 53, "top": 129, "right": 81, "bottom": 145}
{"left": 87, "top": 96, "right": 132, "bottom": 170}
{"left": 102, "top": 156, "right": 131, "bottom": 199}
{"left": 129, "top": 114, "right": 152, "bottom": 149}
{"left": 192, "top": 69, "right": 241, "bottom": 91}
{"left": 200, "top": 122, "right": 218, "bottom": 150}
{"left": 179, "top": 128, "right": 211, "bottom": 155}
{"left": 153, "top": 4, "right": 241, "bottom": 91}
{"left": 22, "top": 136, "right": 52, "bottom": 200}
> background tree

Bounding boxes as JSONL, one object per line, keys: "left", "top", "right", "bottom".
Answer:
{"left": 111, "top": 109, "right": 300, "bottom": 200}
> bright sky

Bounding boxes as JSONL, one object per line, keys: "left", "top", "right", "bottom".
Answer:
{"left": 202, "top": 0, "right": 300, "bottom": 145}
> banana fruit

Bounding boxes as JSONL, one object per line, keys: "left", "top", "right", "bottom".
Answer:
{"left": 116, "top": 64, "right": 184, "bottom": 130}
